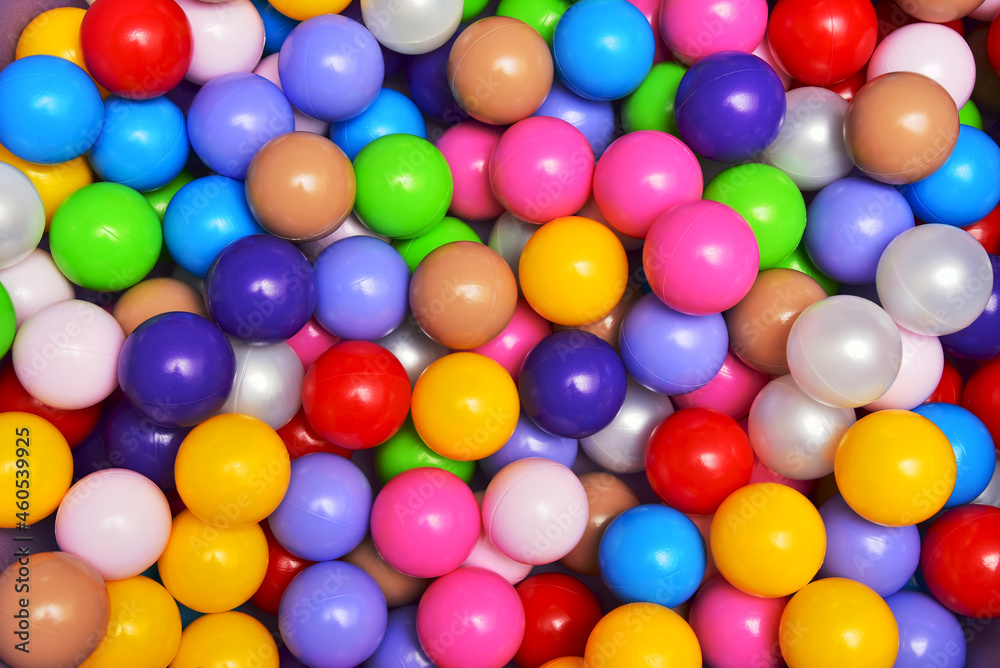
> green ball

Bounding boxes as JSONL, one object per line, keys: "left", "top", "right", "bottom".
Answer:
{"left": 497, "top": 0, "right": 570, "bottom": 45}
{"left": 0, "top": 283, "right": 14, "bottom": 358}
{"left": 353, "top": 134, "right": 454, "bottom": 240}
{"left": 374, "top": 419, "right": 476, "bottom": 485}
{"left": 960, "top": 101, "right": 984, "bottom": 131}
{"left": 462, "top": 0, "right": 491, "bottom": 21}
{"left": 621, "top": 62, "right": 687, "bottom": 136}
{"left": 773, "top": 244, "right": 840, "bottom": 296}
{"left": 704, "top": 163, "right": 807, "bottom": 270}
{"left": 144, "top": 170, "right": 194, "bottom": 221}
{"left": 393, "top": 217, "right": 483, "bottom": 271}
{"left": 50, "top": 182, "right": 163, "bottom": 291}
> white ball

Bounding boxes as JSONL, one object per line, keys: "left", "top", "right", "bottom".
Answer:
{"left": 361, "top": 0, "right": 464, "bottom": 55}
{"left": 0, "top": 164, "right": 45, "bottom": 270}
{"left": 221, "top": 341, "right": 304, "bottom": 429}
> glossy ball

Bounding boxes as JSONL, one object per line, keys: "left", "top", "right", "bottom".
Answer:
{"left": 173, "top": 612, "right": 277, "bottom": 668}
{"left": 689, "top": 576, "right": 786, "bottom": 668}
{"left": 914, "top": 403, "right": 996, "bottom": 508}
{"left": 562, "top": 473, "right": 640, "bottom": 575}
{"left": 584, "top": 603, "right": 701, "bottom": 668}
{"left": 175, "top": 0, "right": 264, "bottom": 84}
{"left": 470, "top": 297, "right": 553, "bottom": 381}
{"left": 436, "top": 121, "right": 505, "bottom": 221}
{"left": 0, "top": 144, "right": 90, "bottom": 227}
{"left": 112, "top": 277, "right": 207, "bottom": 337}
{"left": 363, "top": 605, "right": 433, "bottom": 668}
{"left": 480, "top": 413, "right": 578, "bottom": 479}
{"left": 515, "top": 573, "right": 603, "bottom": 668}
{"left": 0, "top": 412, "right": 72, "bottom": 528}
{"left": 673, "top": 352, "right": 768, "bottom": 419}
{"left": 15, "top": 7, "right": 101, "bottom": 92}
{"left": 103, "top": 401, "right": 188, "bottom": 491}
{"left": 659, "top": 0, "right": 768, "bottom": 65}
{"left": 0, "top": 364, "right": 98, "bottom": 449}
{"left": 0, "top": 164, "right": 44, "bottom": 271}
{"left": 532, "top": 77, "right": 616, "bottom": 157}
{"left": 343, "top": 537, "right": 430, "bottom": 609}
{"left": 886, "top": 590, "right": 966, "bottom": 668}
{"left": 220, "top": 341, "right": 304, "bottom": 430}
{"left": 921, "top": 505, "right": 1000, "bottom": 618}
{"left": 376, "top": 418, "right": 476, "bottom": 484}
{"left": 941, "top": 252, "right": 1000, "bottom": 361}
{"left": 331, "top": 87, "right": 426, "bottom": 162}
{"left": 362, "top": 0, "right": 462, "bottom": 54}
{"left": 375, "top": 316, "right": 449, "bottom": 386}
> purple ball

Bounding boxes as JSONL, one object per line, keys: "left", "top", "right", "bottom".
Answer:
{"left": 817, "top": 494, "right": 921, "bottom": 597}
{"left": 619, "top": 292, "right": 728, "bottom": 395}
{"left": 518, "top": 330, "right": 627, "bottom": 439}
{"left": 805, "top": 177, "right": 916, "bottom": 285}
{"left": 104, "top": 401, "right": 190, "bottom": 491}
{"left": 340, "top": 0, "right": 407, "bottom": 78}
{"left": 941, "top": 253, "right": 1000, "bottom": 361}
{"left": 117, "top": 312, "right": 237, "bottom": 428}
{"left": 279, "top": 560, "right": 388, "bottom": 667}
{"left": 204, "top": 234, "right": 317, "bottom": 344}
{"left": 363, "top": 605, "right": 433, "bottom": 668}
{"left": 532, "top": 77, "right": 616, "bottom": 157}
{"left": 405, "top": 33, "right": 468, "bottom": 124}
{"left": 186, "top": 72, "right": 294, "bottom": 179}
{"left": 267, "top": 452, "right": 372, "bottom": 562}
{"left": 279, "top": 14, "right": 384, "bottom": 122}
{"left": 675, "top": 50, "right": 786, "bottom": 163}
{"left": 479, "top": 413, "right": 579, "bottom": 479}
{"left": 887, "top": 590, "right": 966, "bottom": 668}
{"left": 313, "top": 236, "right": 410, "bottom": 341}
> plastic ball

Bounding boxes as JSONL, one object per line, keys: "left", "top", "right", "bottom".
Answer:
{"left": 552, "top": 285, "right": 640, "bottom": 353}
{"left": 786, "top": 295, "right": 902, "bottom": 408}
{"left": 483, "top": 458, "right": 588, "bottom": 565}
{"left": 267, "top": 0, "right": 350, "bottom": 19}
{"left": 515, "top": 573, "right": 603, "bottom": 668}
{"left": 773, "top": 242, "right": 839, "bottom": 295}
{"left": 659, "top": 0, "right": 767, "bottom": 65}
{"left": 584, "top": 603, "right": 702, "bottom": 668}
{"left": 844, "top": 72, "right": 959, "bottom": 185}
{"left": 835, "top": 409, "right": 956, "bottom": 526}
{"left": 926, "top": 358, "right": 965, "bottom": 405}
{"left": 964, "top": 357, "right": 1000, "bottom": 446}
{"left": 142, "top": 170, "right": 192, "bottom": 221}
{"left": 371, "top": 467, "right": 480, "bottom": 578}
{"left": 436, "top": 121, "right": 505, "bottom": 221}
{"left": 163, "top": 175, "right": 265, "bottom": 278}
{"left": 286, "top": 317, "right": 340, "bottom": 370}
{"left": 343, "top": 536, "right": 431, "bottom": 609}
{"left": 488, "top": 211, "right": 536, "bottom": 284}
{"left": 0, "top": 142, "right": 93, "bottom": 224}
{"left": 941, "top": 252, "right": 1000, "bottom": 360}
{"left": 118, "top": 312, "right": 236, "bottom": 428}
{"left": 374, "top": 316, "right": 449, "bottom": 385}
{"left": 15, "top": 7, "right": 101, "bottom": 90}
{"left": 876, "top": 223, "right": 993, "bottom": 335}
{"left": 619, "top": 292, "right": 729, "bottom": 395}
{"left": 245, "top": 131, "right": 356, "bottom": 241}
{"left": 689, "top": 575, "right": 786, "bottom": 668}
{"left": 405, "top": 33, "right": 469, "bottom": 123}
{"left": 531, "top": 77, "right": 616, "bottom": 157}
{"left": 886, "top": 590, "right": 966, "bottom": 668}
{"left": 674, "top": 50, "right": 786, "bottom": 163}
{"left": 480, "top": 413, "right": 577, "bottom": 479}
{"left": 496, "top": 0, "right": 569, "bottom": 46}
{"left": 869, "top": 22, "right": 975, "bottom": 108}
{"left": 0, "top": 364, "right": 101, "bottom": 451}
{"left": 447, "top": 16, "right": 553, "bottom": 125}
{"left": 864, "top": 323, "right": 944, "bottom": 411}
{"left": 186, "top": 72, "right": 294, "bottom": 180}
{"left": 470, "top": 297, "right": 552, "bottom": 380}
{"left": 779, "top": 578, "right": 899, "bottom": 668}
{"left": 112, "top": 277, "right": 207, "bottom": 337}
{"left": 103, "top": 401, "right": 188, "bottom": 491}
{"left": 621, "top": 61, "right": 687, "bottom": 135}
{"left": 79, "top": 0, "right": 191, "bottom": 98}
{"left": 277, "top": 407, "right": 352, "bottom": 461}
{"left": 0, "top": 166, "right": 44, "bottom": 275}
{"left": 249, "top": 0, "right": 299, "bottom": 55}
{"left": 0, "top": 552, "right": 109, "bottom": 668}
{"left": 302, "top": 340, "right": 411, "bottom": 450}
{"left": 711, "top": 483, "right": 826, "bottom": 598}
{"left": 914, "top": 403, "right": 996, "bottom": 507}
{"left": 393, "top": 217, "right": 481, "bottom": 271}
{"left": 552, "top": 0, "right": 654, "bottom": 101}
{"left": 332, "top": 87, "right": 426, "bottom": 160}
{"left": 672, "top": 350, "right": 767, "bottom": 419}
{"left": 561, "top": 472, "right": 640, "bottom": 575}
{"left": 363, "top": 605, "right": 433, "bottom": 668}
{"left": 174, "top": 0, "right": 264, "bottom": 84}
{"left": 376, "top": 418, "right": 476, "bottom": 484}
{"left": 279, "top": 14, "right": 384, "bottom": 122}
{"left": 0, "top": 284, "right": 14, "bottom": 357}
{"left": 362, "top": 0, "right": 462, "bottom": 55}
{"left": 173, "top": 611, "right": 277, "bottom": 668}
{"left": 13, "top": 299, "right": 124, "bottom": 410}
{"left": 900, "top": 0, "right": 982, "bottom": 22}
{"left": 0, "top": 412, "right": 72, "bottom": 528}
{"left": 463, "top": 520, "right": 534, "bottom": 586}
{"left": 252, "top": 53, "right": 329, "bottom": 135}
{"left": 519, "top": 216, "right": 628, "bottom": 326}
{"left": 921, "top": 505, "right": 1000, "bottom": 618}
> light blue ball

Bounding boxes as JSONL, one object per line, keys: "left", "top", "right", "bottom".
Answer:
{"left": 331, "top": 87, "right": 427, "bottom": 161}
{"left": 913, "top": 402, "right": 996, "bottom": 507}
{"left": 249, "top": 0, "right": 300, "bottom": 55}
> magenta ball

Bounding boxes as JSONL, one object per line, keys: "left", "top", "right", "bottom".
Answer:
{"left": 416, "top": 567, "right": 525, "bottom": 668}
{"left": 593, "top": 130, "right": 703, "bottom": 239}
{"left": 436, "top": 120, "right": 505, "bottom": 222}
{"left": 469, "top": 298, "right": 552, "bottom": 381}
{"left": 643, "top": 199, "right": 759, "bottom": 315}
{"left": 672, "top": 350, "right": 768, "bottom": 420}
{"left": 489, "top": 116, "right": 595, "bottom": 224}
{"left": 689, "top": 575, "right": 787, "bottom": 668}
{"left": 369, "top": 467, "right": 479, "bottom": 578}
{"left": 659, "top": 0, "right": 769, "bottom": 65}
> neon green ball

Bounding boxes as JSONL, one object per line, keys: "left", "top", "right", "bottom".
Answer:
{"left": 393, "top": 217, "right": 482, "bottom": 271}
{"left": 374, "top": 419, "right": 476, "bottom": 485}
{"left": 463, "top": 0, "right": 491, "bottom": 21}
{"left": 0, "top": 283, "right": 14, "bottom": 358}
{"left": 497, "top": 0, "right": 570, "bottom": 45}
{"left": 704, "top": 163, "right": 807, "bottom": 270}
{"left": 621, "top": 62, "right": 687, "bottom": 136}
{"left": 960, "top": 101, "right": 984, "bottom": 131}
{"left": 144, "top": 170, "right": 194, "bottom": 221}
{"left": 50, "top": 182, "right": 162, "bottom": 291}
{"left": 773, "top": 244, "right": 840, "bottom": 296}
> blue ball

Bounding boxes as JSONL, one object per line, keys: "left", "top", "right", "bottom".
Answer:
{"left": 279, "top": 560, "right": 388, "bottom": 667}
{"left": 598, "top": 504, "right": 706, "bottom": 607}
{"left": 163, "top": 175, "right": 266, "bottom": 277}
{"left": 249, "top": 0, "right": 300, "bottom": 55}
{"left": 553, "top": 0, "right": 654, "bottom": 101}
{"left": 518, "top": 330, "right": 628, "bottom": 439}
{"left": 479, "top": 413, "right": 579, "bottom": 479}
{"left": 532, "top": 77, "right": 617, "bottom": 157}
{"left": 363, "top": 605, "right": 433, "bottom": 668}
{"left": 886, "top": 590, "right": 966, "bottom": 668}
{"left": 899, "top": 125, "right": 1000, "bottom": 227}
{"left": 913, "top": 402, "right": 996, "bottom": 507}
{"left": 0, "top": 55, "right": 103, "bottom": 164}
{"left": 331, "top": 88, "right": 427, "bottom": 161}
{"left": 314, "top": 236, "right": 411, "bottom": 340}
{"left": 104, "top": 401, "right": 190, "bottom": 491}
{"left": 87, "top": 96, "right": 189, "bottom": 192}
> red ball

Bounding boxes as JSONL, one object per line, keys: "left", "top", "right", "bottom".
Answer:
{"left": 80, "top": 0, "right": 193, "bottom": 99}
{"left": 645, "top": 407, "right": 755, "bottom": 515}
{"left": 514, "top": 573, "right": 603, "bottom": 668}
{"left": 963, "top": 357, "right": 1000, "bottom": 449}
{"left": 302, "top": 341, "right": 411, "bottom": 450}
{"left": 963, "top": 203, "right": 1000, "bottom": 256}
{"left": 252, "top": 522, "right": 314, "bottom": 616}
{"left": 924, "top": 359, "right": 964, "bottom": 406}
{"left": 921, "top": 505, "right": 1000, "bottom": 617}
{"left": 768, "top": 0, "right": 878, "bottom": 86}
{"left": 989, "top": 17, "right": 1000, "bottom": 78}
{"left": 0, "top": 364, "right": 102, "bottom": 448}
{"left": 276, "top": 407, "right": 353, "bottom": 461}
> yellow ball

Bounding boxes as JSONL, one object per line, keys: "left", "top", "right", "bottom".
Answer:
{"left": 15, "top": 8, "right": 108, "bottom": 96}
{"left": 541, "top": 659, "right": 584, "bottom": 668}
{"left": 519, "top": 216, "right": 628, "bottom": 326}
{"left": 710, "top": 482, "right": 826, "bottom": 598}
{"left": 779, "top": 578, "right": 899, "bottom": 668}
{"left": 835, "top": 409, "right": 955, "bottom": 526}
{"left": 157, "top": 509, "right": 268, "bottom": 614}
{"left": 174, "top": 413, "right": 291, "bottom": 528}
{"left": 0, "top": 412, "right": 72, "bottom": 528}
{"left": 171, "top": 611, "right": 278, "bottom": 668}
{"left": 584, "top": 603, "right": 701, "bottom": 668}
{"left": 81, "top": 576, "right": 182, "bottom": 668}
{"left": 411, "top": 352, "right": 520, "bottom": 461}
{"left": 0, "top": 143, "right": 94, "bottom": 223}
{"left": 267, "top": 0, "right": 352, "bottom": 20}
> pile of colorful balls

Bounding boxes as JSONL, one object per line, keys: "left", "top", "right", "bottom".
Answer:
{"left": 1, "top": 0, "right": 1000, "bottom": 666}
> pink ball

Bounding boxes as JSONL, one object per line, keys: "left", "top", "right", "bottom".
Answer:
{"left": 0, "top": 249, "right": 74, "bottom": 326}
{"left": 416, "top": 567, "right": 525, "bottom": 668}
{"left": 253, "top": 53, "right": 330, "bottom": 135}
{"left": 864, "top": 324, "right": 944, "bottom": 412}
{"left": 489, "top": 116, "right": 595, "bottom": 224}
{"left": 297, "top": 213, "right": 388, "bottom": 263}
{"left": 370, "top": 467, "right": 480, "bottom": 578}
{"left": 689, "top": 575, "right": 788, "bottom": 668}
{"left": 643, "top": 200, "right": 759, "bottom": 316}
{"left": 593, "top": 131, "right": 703, "bottom": 239}
{"left": 626, "top": 0, "right": 669, "bottom": 63}
{"left": 753, "top": 34, "right": 792, "bottom": 90}
{"left": 470, "top": 298, "right": 552, "bottom": 380}
{"left": 54, "top": 469, "right": 172, "bottom": 581}
{"left": 461, "top": 530, "right": 533, "bottom": 585}
{"left": 175, "top": 0, "right": 265, "bottom": 85}
{"left": 286, "top": 316, "right": 340, "bottom": 369}
{"left": 673, "top": 350, "right": 768, "bottom": 419}
{"left": 659, "top": 0, "right": 769, "bottom": 65}
{"left": 749, "top": 455, "right": 816, "bottom": 497}
{"left": 437, "top": 121, "right": 505, "bottom": 222}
